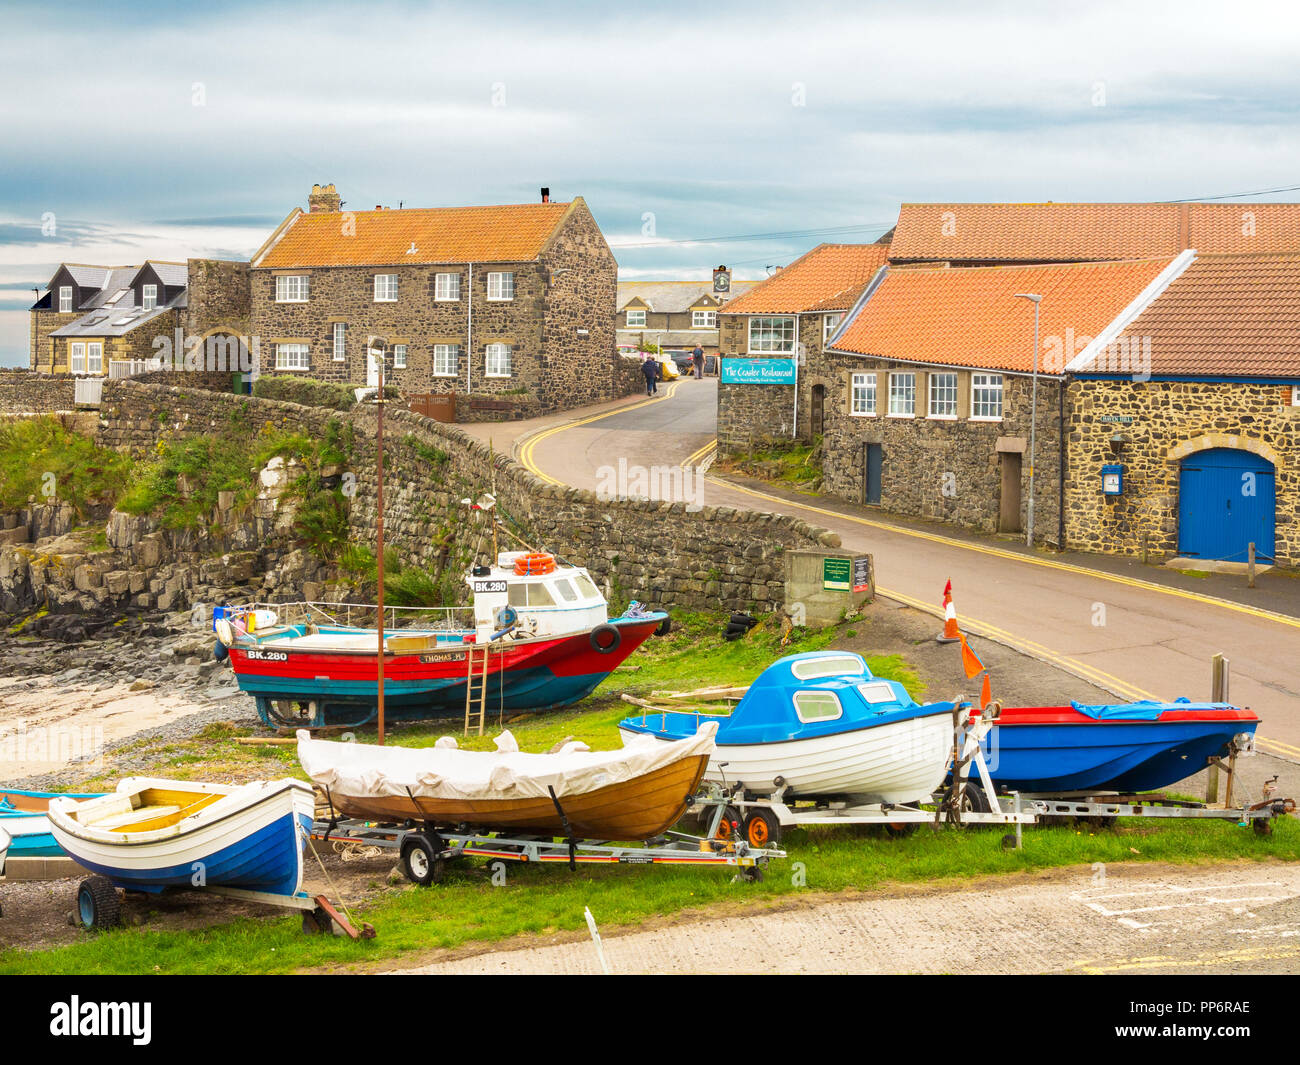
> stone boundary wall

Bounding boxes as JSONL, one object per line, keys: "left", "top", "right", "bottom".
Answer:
{"left": 0, "top": 371, "right": 78, "bottom": 413}
{"left": 94, "top": 380, "right": 841, "bottom": 611}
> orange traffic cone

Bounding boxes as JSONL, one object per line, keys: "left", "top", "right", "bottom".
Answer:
{"left": 936, "top": 579, "right": 961, "bottom": 644}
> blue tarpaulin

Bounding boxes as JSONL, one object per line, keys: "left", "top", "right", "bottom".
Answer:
{"left": 1068, "top": 698, "right": 1237, "bottom": 721}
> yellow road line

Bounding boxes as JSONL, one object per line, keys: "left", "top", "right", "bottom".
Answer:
{"left": 708, "top": 475, "right": 1300, "bottom": 630}
{"left": 518, "top": 382, "right": 681, "bottom": 485}
{"left": 680, "top": 439, "right": 718, "bottom": 468}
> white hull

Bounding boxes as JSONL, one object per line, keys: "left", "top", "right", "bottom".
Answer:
{"left": 49, "top": 779, "right": 314, "bottom": 889}
{"left": 0, "top": 825, "right": 9, "bottom": 874}
{"left": 622, "top": 712, "right": 953, "bottom": 804}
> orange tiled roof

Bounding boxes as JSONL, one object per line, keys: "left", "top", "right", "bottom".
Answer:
{"left": 1092, "top": 253, "right": 1300, "bottom": 378}
{"left": 255, "top": 201, "right": 576, "bottom": 268}
{"left": 889, "top": 202, "right": 1300, "bottom": 263}
{"left": 832, "top": 257, "right": 1175, "bottom": 374}
{"left": 719, "top": 243, "right": 890, "bottom": 315}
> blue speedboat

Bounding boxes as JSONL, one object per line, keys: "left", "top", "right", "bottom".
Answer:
{"left": 619, "top": 650, "right": 960, "bottom": 806}
{"left": 980, "top": 700, "right": 1260, "bottom": 793}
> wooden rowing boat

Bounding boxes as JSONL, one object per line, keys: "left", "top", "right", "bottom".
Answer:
{"left": 299, "top": 723, "right": 716, "bottom": 841}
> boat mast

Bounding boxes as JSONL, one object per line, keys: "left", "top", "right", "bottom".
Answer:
{"left": 370, "top": 338, "right": 388, "bottom": 746}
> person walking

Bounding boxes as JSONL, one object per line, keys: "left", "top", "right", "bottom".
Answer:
{"left": 641, "top": 352, "right": 659, "bottom": 396}
{"left": 691, "top": 344, "right": 705, "bottom": 379}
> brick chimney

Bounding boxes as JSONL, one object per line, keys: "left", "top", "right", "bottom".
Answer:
{"left": 308, "top": 183, "right": 341, "bottom": 213}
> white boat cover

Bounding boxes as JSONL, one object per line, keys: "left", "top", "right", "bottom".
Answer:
{"left": 296, "top": 722, "right": 717, "bottom": 803}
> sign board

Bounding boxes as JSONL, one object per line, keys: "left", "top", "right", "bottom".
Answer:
{"left": 720, "top": 358, "right": 796, "bottom": 385}
{"left": 713, "top": 267, "right": 731, "bottom": 293}
{"left": 822, "top": 557, "right": 851, "bottom": 591}
{"left": 852, "top": 555, "right": 871, "bottom": 593}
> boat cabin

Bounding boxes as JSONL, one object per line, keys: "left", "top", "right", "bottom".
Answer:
{"left": 467, "top": 551, "right": 608, "bottom": 640}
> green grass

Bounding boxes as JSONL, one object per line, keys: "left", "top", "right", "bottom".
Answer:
{"left": 0, "top": 417, "right": 133, "bottom": 517}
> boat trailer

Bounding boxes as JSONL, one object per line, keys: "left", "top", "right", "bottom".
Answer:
{"left": 692, "top": 709, "right": 1294, "bottom": 847}
{"left": 312, "top": 794, "right": 785, "bottom": 886}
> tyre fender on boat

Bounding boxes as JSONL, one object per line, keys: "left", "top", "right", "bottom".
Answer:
{"left": 589, "top": 623, "right": 622, "bottom": 654}
{"left": 212, "top": 640, "right": 229, "bottom": 662}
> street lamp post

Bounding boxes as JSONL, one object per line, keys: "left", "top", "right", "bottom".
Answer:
{"left": 367, "top": 337, "right": 388, "bottom": 744}
{"left": 1013, "top": 294, "right": 1042, "bottom": 549}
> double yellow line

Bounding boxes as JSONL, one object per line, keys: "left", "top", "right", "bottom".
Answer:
{"left": 517, "top": 382, "right": 681, "bottom": 486}
{"left": 680, "top": 438, "right": 718, "bottom": 469}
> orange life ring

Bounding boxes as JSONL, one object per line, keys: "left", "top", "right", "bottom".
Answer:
{"left": 513, "top": 552, "right": 556, "bottom": 576}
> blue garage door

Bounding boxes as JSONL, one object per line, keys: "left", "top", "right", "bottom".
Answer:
{"left": 1178, "top": 449, "right": 1275, "bottom": 562}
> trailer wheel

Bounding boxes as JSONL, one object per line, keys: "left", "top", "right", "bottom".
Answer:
{"left": 743, "top": 808, "right": 781, "bottom": 847}
{"left": 1253, "top": 817, "right": 1273, "bottom": 837}
{"left": 884, "top": 821, "right": 918, "bottom": 838}
{"left": 739, "top": 865, "right": 764, "bottom": 883}
{"left": 76, "top": 876, "right": 121, "bottom": 931}
{"left": 958, "top": 783, "right": 991, "bottom": 814}
{"left": 401, "top": 835, "right": 445, "bottom": 886}
{"left": 713, "top": 806, "right": 742, "bottom": 840}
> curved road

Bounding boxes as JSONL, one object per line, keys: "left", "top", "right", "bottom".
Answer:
{"left": 518, "top": 379, "right": 1300, "bottom": 761}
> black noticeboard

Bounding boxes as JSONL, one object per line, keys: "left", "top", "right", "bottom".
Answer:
{"left": 852, "top": 555, "right": 871, "bottom": 593}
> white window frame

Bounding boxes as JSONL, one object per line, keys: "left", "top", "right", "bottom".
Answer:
{"left": 142, "top": 284, "right": 157, "bottom": 312}
{"left": 434, "top": 272, "right": 461, "bottom": 301}
{"left": 373, "top": 274, "right": 398, "bottom": 302}
{"left": 928, "top": 372, "right": 958, "bottom": 419}
{"left": 276, "top": 343, "right": 310, "bottom": 371}
{"left": 86, "top": 341, "right": 103, "bottom": 374}
{"left": 393, "top": 343, "right": 407, "bottom": 369}
{"left": 971, "top": 373, "right": 1004, "bottom": 421}
{"left": 58, "top": 286, "right": 73, "bottom": 313}
{"left": 274, "top": 275, "right": 309, "bottom": 303}
{"left": 1291, "top": 385, "right": 1300, "bottom": 406}
{"left": 433, "top": 344, "right": 459, "bottom": 377}
{"left": 850, "top": 372, "right": 877, "bottom": 417}
{"left": 485, "top": 343, "right": 512, "bottom": 378}
{"left": 69, "top": 341, "right": 86, "bottom": 373}
{"left": 691, "top": 309, "right": 716, "bottom": 329}
{"left": 487, "top": 272, "right": 515, "bottom": 301}
{"left": 792, "top": 690, "right": 844, "bottom": 724}
{"left": 625, "top": 308, "right": 646, "bottom": 328}
{"left": 823, "top": 313, "right": 844, "bottom": 345}
{"left": 888, "top": 372, "right": 916, "bottom": 418}
{"left": 332, "top": 322, "right": 346, "bottom": 362}
{"left": 747, "top": 315, "right": 796, "bottom": 354}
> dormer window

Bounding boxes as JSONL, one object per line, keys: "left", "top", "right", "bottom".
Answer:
{"left": 692, "top": 309, "right": 716, "bottom": 329}
{"left": 626, "top": 308, "right": 646, "bottom": 327}
{"left": 58, "top": 286, "right": 72, "bottom": 313}
{"left": 142, "top": 284, "right": 157, "bottom": 311}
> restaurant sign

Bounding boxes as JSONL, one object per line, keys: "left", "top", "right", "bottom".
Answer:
{"left": 720, "top": 358, "right": 796, "bottom": 385}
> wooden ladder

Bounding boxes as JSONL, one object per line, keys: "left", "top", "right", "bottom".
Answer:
{"left": 463, "top": 642, "right": 492, "bottom": 736}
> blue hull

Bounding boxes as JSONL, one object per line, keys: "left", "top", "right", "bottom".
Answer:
{"left": 2, "top": 823, "right": 61, "bottom": 859}
{"left": 984, "top": 721, "right": 1257, "bottom": 793}
{"left": 72, "top": 812, "right": 311, "bottom": 897}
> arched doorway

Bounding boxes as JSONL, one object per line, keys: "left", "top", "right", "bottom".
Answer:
{"left": 1177, "top": 448, "right": 1275, "bottom": 562}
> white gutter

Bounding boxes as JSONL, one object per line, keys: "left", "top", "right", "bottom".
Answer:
{"left": 1065, "top": 249, "right": 1196, "bottom": 373}
{"left": 466, "top": 262, "right": 474, "bottom": 395}
{"left": 791, "top": 313, "right": 800, "bottom": 438}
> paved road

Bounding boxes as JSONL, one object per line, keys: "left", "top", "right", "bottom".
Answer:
{"left": 393, "top": 862, "right": 1300, "bottom": 975}
{"left": 519, "top": 380, "right": 1300, "bottom": 763}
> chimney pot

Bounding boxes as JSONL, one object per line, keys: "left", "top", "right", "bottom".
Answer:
{"left": 541, "top": 187, "right": 550, "bottom": 203}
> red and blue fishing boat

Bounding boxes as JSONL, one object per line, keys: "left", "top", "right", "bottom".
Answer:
{"left": 979, "top": 699, "right": 1259, "bottom": 793}
{"left": 218, "top": 550, "right": 669, "bottom": 729}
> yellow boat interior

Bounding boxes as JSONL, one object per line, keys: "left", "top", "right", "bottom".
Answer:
{"left": 68, "top": 786, "right": 231, "bottom": 834}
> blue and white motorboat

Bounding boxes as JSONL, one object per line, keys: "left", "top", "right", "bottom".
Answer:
{"left": 48, "top": 777, "right": 315, "bottom": 897}
{"left": 618, "top": 651, "right": 961, "bottom": 805}
{"left": 0, "top": 788, "right": 104, "bottom": 858}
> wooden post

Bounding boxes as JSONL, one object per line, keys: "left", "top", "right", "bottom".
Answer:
{"left": 1248, "top": 542, "right": 1256, "bottom": 589}
{"left": 1206, "top": 653, "right": 1229, "bottom": 804}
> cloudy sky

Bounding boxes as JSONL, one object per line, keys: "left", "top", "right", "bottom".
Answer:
{"left": 3, "top": 0, "right": 1300, "bottom": 365}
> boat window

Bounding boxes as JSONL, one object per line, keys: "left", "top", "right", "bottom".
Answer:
{"left": 553, "top": 578, "right": 578, "bottom": 602}
{"left": 527, "top": 582, "right": 555, "bottom": 607}
{"left": 857, "top": 681, "right": 899, "bottom": 706}
{"left": 507, "top": 584, "right": 527, "bottom": 607}
{"left": 790, "top": 655, "right": 866, "bottom": 680}
{"left": 573, "top": 573, "right": 601, "bottom": 599}
{"left": 793, "top": 691, "right": 843, "bottom": 723}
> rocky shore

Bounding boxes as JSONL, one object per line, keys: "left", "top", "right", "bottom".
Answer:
{"left": 0, "top": 608, "right": 259, "bottom": 786}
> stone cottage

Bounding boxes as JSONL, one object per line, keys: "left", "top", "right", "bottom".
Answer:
{"left": 715, "top": 242, "right": 891, "bottom": 450}
{"left": 249, "top": 184, "right": 619, "bottom": 412}
{"left": 616, "top": 279, "right": 758, "bottom": 356}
